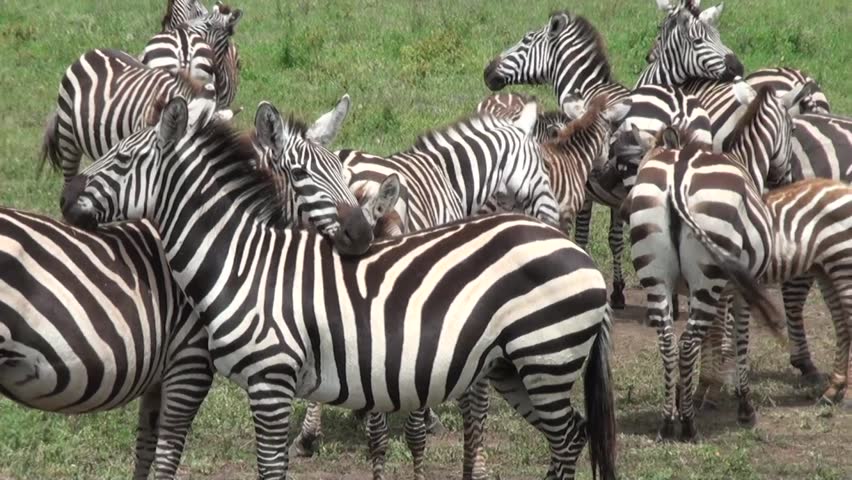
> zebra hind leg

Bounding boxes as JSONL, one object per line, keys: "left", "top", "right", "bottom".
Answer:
{"left": 365, "top": 412, "right": 389, "bottom": 480}
{"left": 458, "top": 378, "right": 490, "bottom": 480}
{"left": 151, "top": 362, "right": 214, "bottom": 479}
{"left": 677, "top": 290, "right": 721, "bottom": 442}
{"left": 815, "top": 277, "right": 850, "bottom": 407}
{"left": 731, "top": 296, "right": 757, "bottom": 428}
{"left": 404, "top": 409, "right": 427, "bottom": 480}
{"left": 290, "top": 402, "right": 323, "bottom": 458}
{"left": 608, "top": 209, "right": 626, "bottom": 309}
{"left": 133, "top": 386, "right": 161, "bottom": 480}
{"left": 491, "top": 364, "right": 584, "bottom": 480}
{"left": 782, "top": 275, "right": 822, "bottom": 384}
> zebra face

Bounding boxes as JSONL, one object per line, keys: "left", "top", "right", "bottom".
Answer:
{"left": 484, "top": 12, "right": 568, "bottom": 91}
{"left": 655, "top": 6, "right": 743, "bottom": 82}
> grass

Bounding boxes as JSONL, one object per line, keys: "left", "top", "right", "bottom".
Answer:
{"left": 0, "top": 0, "right": 850, "bottom": 478}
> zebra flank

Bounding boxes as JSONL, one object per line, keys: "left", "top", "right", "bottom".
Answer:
{"left": 63, "top": 96, "right": 617, "bottom": 480}
{"left": 0, "top": 208, "right": 212, "bottom": 479}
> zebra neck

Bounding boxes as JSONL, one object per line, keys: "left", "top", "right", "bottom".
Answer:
{"left": 634, "top": 61, "right": 680, "bottom": 88}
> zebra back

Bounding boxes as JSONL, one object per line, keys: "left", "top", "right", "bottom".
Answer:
{"left": 791, "top": 112, "right": 852, "bottom": 181}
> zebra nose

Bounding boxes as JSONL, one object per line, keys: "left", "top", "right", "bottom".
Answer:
{"left": 483, "top": 59, "right": 507, "bottom": 91}
{"left": 723, "top": 54, "right": 744, "bottom": 79}
{"left": 334, "top": 208, "right": 374, "bottom": 256}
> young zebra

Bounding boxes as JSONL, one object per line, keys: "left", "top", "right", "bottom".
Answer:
{"left": 0, "top": 210, "right": 212, "bottom": 480}
{"left": 41, "top": 49, "right": 232, "bottom": 183}
{"left": 299, "top": 102, "right": 561, "bottom": 479}
{"left": 62, "top": 95, "right": 618, "bottom": 480}
{"left": 622, "top": 81, "right": 811, "bottom": 441}
{"left": 476, "top": 91, "right": 632, "bottom": 237}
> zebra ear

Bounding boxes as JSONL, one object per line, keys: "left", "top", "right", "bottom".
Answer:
{"left": 656, "top": 0, "right": 674, "bottom": 12}
{"left": 158, "top": 97, "right": 189, "bottom": 147}
{"left": 560, "top": 94, "right": 586, "bottom": 120}
{"left": 603, "top": 99, "right": 632, "bottom": 125}
{"left": 306, "top": 94, "right": 350, "bottom": 147}
{"left": 631, "top": 124, "right": 657, "bottom": 151}
{"left": 514, "top": 102, "right": 538, "bottom": 137}
{"left": 367, "top": 174, "right": 401, "bottom": 219}
{"left": 781, "top": 81, "right": 818, "bottom": 112}
{"left": 698, "top": 3, "right": 724, "bottom": 28}
{"left": 732, "top": 80, "right": 758, "bottom": 106}
{"left": 255, "top": 102, "right": 285, "bottom": 155}
{"left": 660, "top": 127, "right": 681, "bottom": 149}
{"left": 548, "top": 12, "right": 570, "bottom": 37}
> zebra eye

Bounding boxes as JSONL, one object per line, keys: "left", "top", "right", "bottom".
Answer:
{"left": 290, "top": 167, "right": 309, "bottom": 182}
{"left": 692, "top": 37, "right": 704, "bottom": 47}
{"left": 115, "top": 151, "right": 131, "bottom": 162}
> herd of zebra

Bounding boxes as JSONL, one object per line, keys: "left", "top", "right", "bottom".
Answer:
{"left": 1, "top": 0, "right": 850, "bottom": 478}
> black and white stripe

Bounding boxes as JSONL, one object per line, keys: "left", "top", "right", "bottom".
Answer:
{"left": 623, "top": 81, "right": 807, "bottom": 441}
{"left": 41, "top": 48, "right": 218, "bottom": 183}
{"left": 141, "top": 27, "right": 216, "bottom": 84}
{"left": 63, "top": 95, "right": 618, "bottom": 480}
{"left": 0, "top": 209, "right": 212, "bottom": 480}
{"left": 160, "top": 0, "right": 208, "bottom": 32}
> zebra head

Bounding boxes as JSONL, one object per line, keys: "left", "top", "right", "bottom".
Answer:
{"left": 640, "top": 0, "right": 743, "bottom": 85}
{"left": 161, "top": 0, "right": 208, "bottom": 32}
{"left": 727, "top": 80, "right": 818, "bottom": 190}
{"left": 484, "top": 11, "right": 566, "bottom": 90}
{"left": 253, "top": 96, "right": 374, "bottom": 250}
{"left": 497, "top": 102, "right": 560, "bottom": 227}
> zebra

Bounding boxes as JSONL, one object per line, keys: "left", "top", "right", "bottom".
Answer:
{"left": 0, "top": 210, "right": 213, "bottom": 480}
{"left": 621, "top": 80, "right": 812, "bottom": 441}
{"left": 160, "top": 0, "right": 208, "bottom": 32}
{"left": 40, "top": 48, "right": 236, "bottom": 184}
{"left": 61, "top": 94, "right": 619, "bottom": 480}
{"left": 145, "top": 2, "right": 243, "bottom": 110}
{"left": 476, "top": 91, "right": 632, "bottom": 238}
{"left": 296, "top": 101, "right": 562, "bottom": 479}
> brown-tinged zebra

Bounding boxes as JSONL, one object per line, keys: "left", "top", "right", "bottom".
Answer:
{"left": 62, "top": 94, "right": 617, "bottom": 480}
{"left": 622, "top": 81, "right": 811, "bottom": 441}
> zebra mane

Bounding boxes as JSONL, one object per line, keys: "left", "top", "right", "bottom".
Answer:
{"left": 551, "top": 11, "right": 614, "bottom": 84}
{"left": 409, "top": 112, "right": 504, "bottom": 152}
{"left": 190, "top": 119, "right": 287, "bottom": 227}
{"left": 723, "top": 86, "right": 773, "bottom": 152}
{"left": 554, "top": 94, "right": 609, "bottom": 143}
{"left": 654, "top": 126, "right": 710, "bottom": 150}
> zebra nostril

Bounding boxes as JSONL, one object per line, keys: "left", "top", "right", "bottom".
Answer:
{"left": 724, "top": 54, "right": 744, "bottom": 79}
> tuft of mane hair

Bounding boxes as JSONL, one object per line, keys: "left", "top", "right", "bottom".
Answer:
{"left": 549, "top": 11, "right": 614, "bottom": 83}
{"left": 722, "top": 86, "right": 773, "bottom": 152}
{"left": 554, "top": 93, "right": 610, "bottom": 142}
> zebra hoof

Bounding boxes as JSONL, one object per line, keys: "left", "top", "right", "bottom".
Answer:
{"left": 800, "top": 371, "right": 824, "bottom": 387}
{"left": 737, "top": 408, "right": 757, "bottom": 428}
{"left": 679, "top": 419, "right": 698, "bottom": 442}
{"left": 656, "top": 418, "right": 676, "bottom": 442}
{"left": 289, "top": 433, "right": 321, "bottom": 458}
{"left": 610, "top": 283, "right": 626, "bottom": 309}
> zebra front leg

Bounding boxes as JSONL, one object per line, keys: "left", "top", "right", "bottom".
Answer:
{"left": 458, "top": 378, "right": 490, "bottom": 480}
{"left": 573, "top": 199, "right": 593, "bottom": 251}
{"left": 815, "top": 278, "right": 850, "bottom": 407}
{"left": 290, "top": 401, "right": 323, "bottom": 458}
{"left": 365, "top": 412, "right": 389, "bottom": 480}
{"left": 404, "top": 409, "right": 427, "bottom": 480}
{"left": 608, "top": 209, "right": 626, "bottom": 309}
{"left": 133, "top": 386, "right": 161, "bottom": 480}
{"left": 151, "top": 362, "right": 214, "bottom": 479}
{"left": 696, "top": 296, "right": 733, "bottom": 411}
{"left": 248, "top": 375, "right": 295, "bottom": 480}
{"left": 782, "top": 275, "right": 822, "bottom": 383}
{"left": 646, "top": 288, "right": 679, "bottom": 441}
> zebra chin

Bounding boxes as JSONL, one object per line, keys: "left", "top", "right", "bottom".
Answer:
{"left": 330, "top": 207, "right": 375, "bottom": 256}
{"left": 483, "top": 60, "right": 508, "bottom": 91}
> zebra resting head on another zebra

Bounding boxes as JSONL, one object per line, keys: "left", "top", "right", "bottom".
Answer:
{"left": 61, "top": 96, "right": 378, "bottom": 256}
{"left": 61, "top": 92, "right": 618, "bottom": 480}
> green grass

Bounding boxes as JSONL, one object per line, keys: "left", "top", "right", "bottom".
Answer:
{"left": 1, "top": 0, "right": 851, "bottom": 478}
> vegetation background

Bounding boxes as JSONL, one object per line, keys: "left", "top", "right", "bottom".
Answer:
{"left": 0, "top": 0, "right": 849, "bottom": 478}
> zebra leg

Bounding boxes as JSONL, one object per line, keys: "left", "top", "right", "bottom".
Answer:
{"left": 731, "top": 296, "right": 757, "bottom": 428}
{"left": 647, "top": 288, "right": 678, "bottom": 441}
{"left": 424, "top": 407, "right": 444, "bottom": 433}
{"left": 290, "top": 402, "right": 323, "bottom": 458}
{"left": 815, "top": 278, "right": 850, "bottom": 407}
{"left": 608, "top": 209, "right": 626, "bottom": 310}
{"left": 573, "top": 199, "right": 593, "bottom": 251}
{"left": 490, "top": 369, "right": 583, "bottom": 480}
{"left": 678, "top": 290, "right": 720, "bottom": 442}
{"left": 151, "top": 364, "right": 214, "bottom": 479}
{"left": 248, "top": 375, "right": 294, "bottom": 480}
{"left": 133, "top": 386, "right": 161, "bottom": 480}
{"left": 697, "top": 297, "right": 732, "bottom": 410}
{"left": 365, "top": 412, "right": 389, "bottom": 480}
{"left": 458, "top": 378, "right": 490, "bottom": 480}
{"left": 404, "top": 410, "right": 427, "bottom": 480}
{"left": 782, "top": 275, "right": 821, "bottom": 382}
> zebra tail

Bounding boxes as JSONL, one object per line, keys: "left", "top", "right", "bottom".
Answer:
{"left": 584, "top": 303, "right": 617, "bottom": 480}
{"left": 668, "top": 182, "right": 786, "bottom": 342}
{"left": 40, "top": 110, "right": 62, "bottom": 173}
